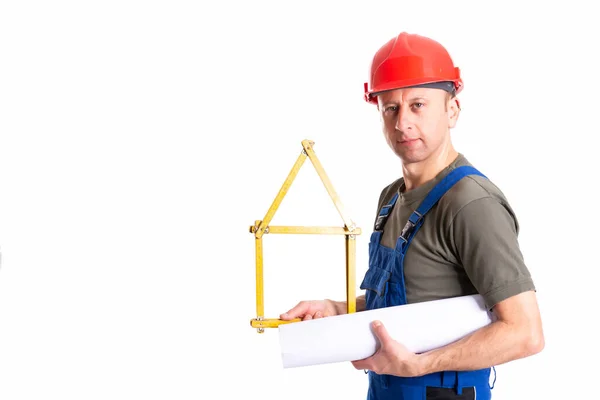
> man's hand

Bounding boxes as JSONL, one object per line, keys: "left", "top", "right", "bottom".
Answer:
{"left": 351, "top": 320, "right": 422, "bottom": 377}
{"left": 280, "top": 299, "right": 344, "bottom": 321}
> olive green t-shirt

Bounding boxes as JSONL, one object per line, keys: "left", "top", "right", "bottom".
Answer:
{"left": 375, "top": 153, "right": 535, "bottom": 309}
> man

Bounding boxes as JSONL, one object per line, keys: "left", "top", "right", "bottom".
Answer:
{"left": 280, "top": 32, "right": 544, "bottom": 399}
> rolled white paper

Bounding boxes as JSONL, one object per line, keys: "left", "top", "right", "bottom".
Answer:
{"left": 278, "top": 294, "right": 495, "bottom": 368}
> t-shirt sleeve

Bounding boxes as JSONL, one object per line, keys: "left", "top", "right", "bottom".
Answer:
{"left": 451, "top": 196, "right": 535, "bottom": 309}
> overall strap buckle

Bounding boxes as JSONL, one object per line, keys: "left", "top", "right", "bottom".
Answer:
{"left": 399, "top": 210, "right": 423, "bottom": 241}
{"left": 375, "top": 192, "right": 399, "bottom": 231}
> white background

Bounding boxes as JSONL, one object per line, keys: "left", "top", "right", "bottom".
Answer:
{"left": 0, "top": 1, "right": 598, "bottom": 399}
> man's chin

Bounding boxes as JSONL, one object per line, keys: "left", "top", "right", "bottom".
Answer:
{"left": 395, "top": 150, "right": 426, "bottom": 165}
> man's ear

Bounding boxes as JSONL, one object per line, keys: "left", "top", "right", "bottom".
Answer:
{"left": 448, "top": 97, "right": 460, "bottom": 128}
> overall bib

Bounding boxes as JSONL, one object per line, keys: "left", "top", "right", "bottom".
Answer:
{"left": 360, "top": 166, "right": 495, "bottom": 400}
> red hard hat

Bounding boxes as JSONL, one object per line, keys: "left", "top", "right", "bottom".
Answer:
{"left": 364, "top": 32, "right": 463, "bottom": 104}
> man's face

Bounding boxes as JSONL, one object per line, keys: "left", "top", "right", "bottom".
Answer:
{"left": 377, "top": 87, "right": 459, "bottom": 165}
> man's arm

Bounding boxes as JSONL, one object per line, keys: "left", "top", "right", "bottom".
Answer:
{"left": 326, "top": 294, "right": 367, "bottom": 316}
{"left": 356, "top": 295, "right": 366, "bottom": 312}
{"left": 416, "top": 290, "right": 544, "bottom": 374}
{"left": 334, "top": 294, "right": 367, "bottom": 313}
{"left": 351, "top": 290, "right": 544, "bottom": 377}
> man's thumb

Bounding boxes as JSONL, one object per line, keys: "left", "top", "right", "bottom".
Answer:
{"left": 371, "top": 320, "right": 392, "bottom": 345}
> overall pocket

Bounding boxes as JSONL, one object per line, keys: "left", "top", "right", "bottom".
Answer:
{"left": 359, "top": 266, "right": 391, "bottom": 310}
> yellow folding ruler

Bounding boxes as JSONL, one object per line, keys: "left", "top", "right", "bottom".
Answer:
{"left": 249, "top": 139, "right": 361, "bottom": 333}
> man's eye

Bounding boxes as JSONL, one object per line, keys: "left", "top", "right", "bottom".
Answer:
{"left": 412, "top": 103, "right": 424, "bottom": 109}
{"left": 384, "top": 106, "right": 398, "bottom": 113}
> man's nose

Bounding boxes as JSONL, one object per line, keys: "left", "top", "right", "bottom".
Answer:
{"left": 395, "top": 107, "right": 412, "bottom": 132}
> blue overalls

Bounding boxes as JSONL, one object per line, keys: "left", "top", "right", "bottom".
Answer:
{"left": 360, "top": 166, "right": 495, "bottom": 400}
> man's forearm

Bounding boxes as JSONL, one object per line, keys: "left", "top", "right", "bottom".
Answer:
{"left": 332, "top": 295, "right": 366, "bottom": 314}
{"left": 417, "top": 319, "right": 544, "bottom": 375}
{"left": 355, "top": 295, "right": 366, "bottom": 312}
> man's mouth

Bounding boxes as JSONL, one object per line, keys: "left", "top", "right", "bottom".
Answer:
{"left": 398, "top": 138, "right": 420, "bottom": 145}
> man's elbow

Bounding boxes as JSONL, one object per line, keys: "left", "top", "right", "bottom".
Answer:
{"left": 521, "top": 324, "right": 545, "bottom": 357}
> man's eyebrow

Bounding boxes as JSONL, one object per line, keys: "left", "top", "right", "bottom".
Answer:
{"left": 382, "top": 96, "right": 428, "bottom": 107}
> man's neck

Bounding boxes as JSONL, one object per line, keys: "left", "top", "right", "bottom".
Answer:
{"left": 402, "top": 147, "right": 459, "bottom": 192}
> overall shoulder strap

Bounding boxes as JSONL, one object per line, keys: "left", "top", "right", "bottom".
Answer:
{"left": 399, "top": 166, "right": 486, "bottom": 241}
{"left": 374, "top": 192, "right": 399, "bottom": 231}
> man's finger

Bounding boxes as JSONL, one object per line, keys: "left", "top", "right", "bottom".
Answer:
{"left": 280, "top": 302, "right": 309, "bottom": 320}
